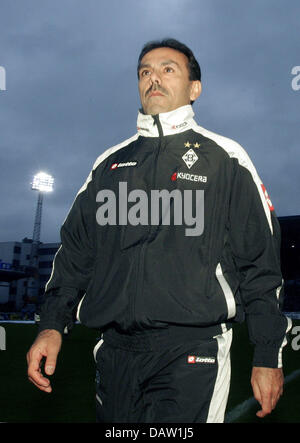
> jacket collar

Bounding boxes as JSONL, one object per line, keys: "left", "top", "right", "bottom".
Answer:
{"left": 137, "top": 105, "right": 197, "bottom": 137}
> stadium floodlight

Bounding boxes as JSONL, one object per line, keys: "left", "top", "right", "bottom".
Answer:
{"left": 31, "top": 172, "right": 54, "bottom": 193}
{"left": 30, "top": 172, "right": 54, "bottom": 251}
{"left": 27, "top": 172, "right": 55, "bottom": 298}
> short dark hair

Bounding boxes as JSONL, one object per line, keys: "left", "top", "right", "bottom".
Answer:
{"left": 137, "top": 38, "right": 201, "bottom": 82}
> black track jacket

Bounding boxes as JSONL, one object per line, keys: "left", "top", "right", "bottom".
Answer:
{"left": 39, "top": 105, "right": 291, "bottom": 368}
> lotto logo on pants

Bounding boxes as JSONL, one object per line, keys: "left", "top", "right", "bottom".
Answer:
{"left": 188, "top": 355, "right": 216, "bottom": 364}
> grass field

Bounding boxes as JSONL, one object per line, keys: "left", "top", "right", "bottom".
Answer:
{"left": 0, "top": 320, "right": 299, "bottom": 423}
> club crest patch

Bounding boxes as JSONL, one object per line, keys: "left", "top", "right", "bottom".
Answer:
{"left": 182, "top": 149, "right": 198, "bottom": 169}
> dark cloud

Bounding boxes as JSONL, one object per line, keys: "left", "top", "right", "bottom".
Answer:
{"left": 0, "top": 0, "right": 299, "bottom": 243}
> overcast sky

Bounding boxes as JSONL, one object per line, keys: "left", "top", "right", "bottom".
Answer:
{"left": 0, "top": 0, "right": 299, "bottom": 244}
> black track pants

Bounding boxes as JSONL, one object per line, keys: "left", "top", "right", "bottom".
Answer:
{"left": 93, "top": 327, "right": 232, "bottom": 423}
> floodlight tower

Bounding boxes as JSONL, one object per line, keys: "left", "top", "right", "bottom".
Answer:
{"left": 27, "top": 172, "right": 54, "bottom": 299}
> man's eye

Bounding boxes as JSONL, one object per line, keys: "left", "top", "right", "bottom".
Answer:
{"left": 165, "top": 67, "right": 174, "bottom": 73}
{"left": 141, "top": 70, "right": 151, "bottom": 77}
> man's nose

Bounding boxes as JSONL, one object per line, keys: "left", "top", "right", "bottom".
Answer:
{"left": 149, "top": 70, "right": 161, "bottom": 85}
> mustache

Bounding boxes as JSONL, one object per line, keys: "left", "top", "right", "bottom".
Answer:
{"left": 145, "top": 84, "right": 168, "bottom": 97}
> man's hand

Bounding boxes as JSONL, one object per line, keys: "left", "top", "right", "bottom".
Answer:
{"left": 251, "top": 366, "right": 284, "bottom": 418}
{"left": 27, "top": 329, "right": 62, "bottom": 393}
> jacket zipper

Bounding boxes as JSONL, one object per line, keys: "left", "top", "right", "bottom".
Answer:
{"left": 147, "top": 114, "right": 164, "bottom": 241}
{"left": 131, "top": 114, "right": 164, "bottom": 329}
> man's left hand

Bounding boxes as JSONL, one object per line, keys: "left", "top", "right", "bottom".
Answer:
{"left": 251, "top": 367, "right": 284, "bottom": 418}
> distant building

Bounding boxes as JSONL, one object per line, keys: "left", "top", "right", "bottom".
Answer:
{"left": 0, "top": 238, "right": 59, "bottom": 312}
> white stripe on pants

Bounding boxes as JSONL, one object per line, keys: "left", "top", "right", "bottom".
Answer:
{"left": 206, "top": 328, "right": 232, "bottom": 423}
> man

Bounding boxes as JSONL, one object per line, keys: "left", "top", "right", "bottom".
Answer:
{"left": 27, "top": 39, "right": 291, "bottom": 423}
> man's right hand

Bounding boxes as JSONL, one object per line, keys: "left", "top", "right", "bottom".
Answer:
{"left": 27, "top": 329, "right": 62, "bottom": 393}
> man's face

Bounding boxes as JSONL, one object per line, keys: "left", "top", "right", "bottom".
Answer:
{"left": 138, "top": 47, "right": 201, "bottom": 115}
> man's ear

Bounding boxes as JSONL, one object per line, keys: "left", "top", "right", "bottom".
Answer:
{"left": 190, "top": 80, "right": 202, "bottom": 102}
